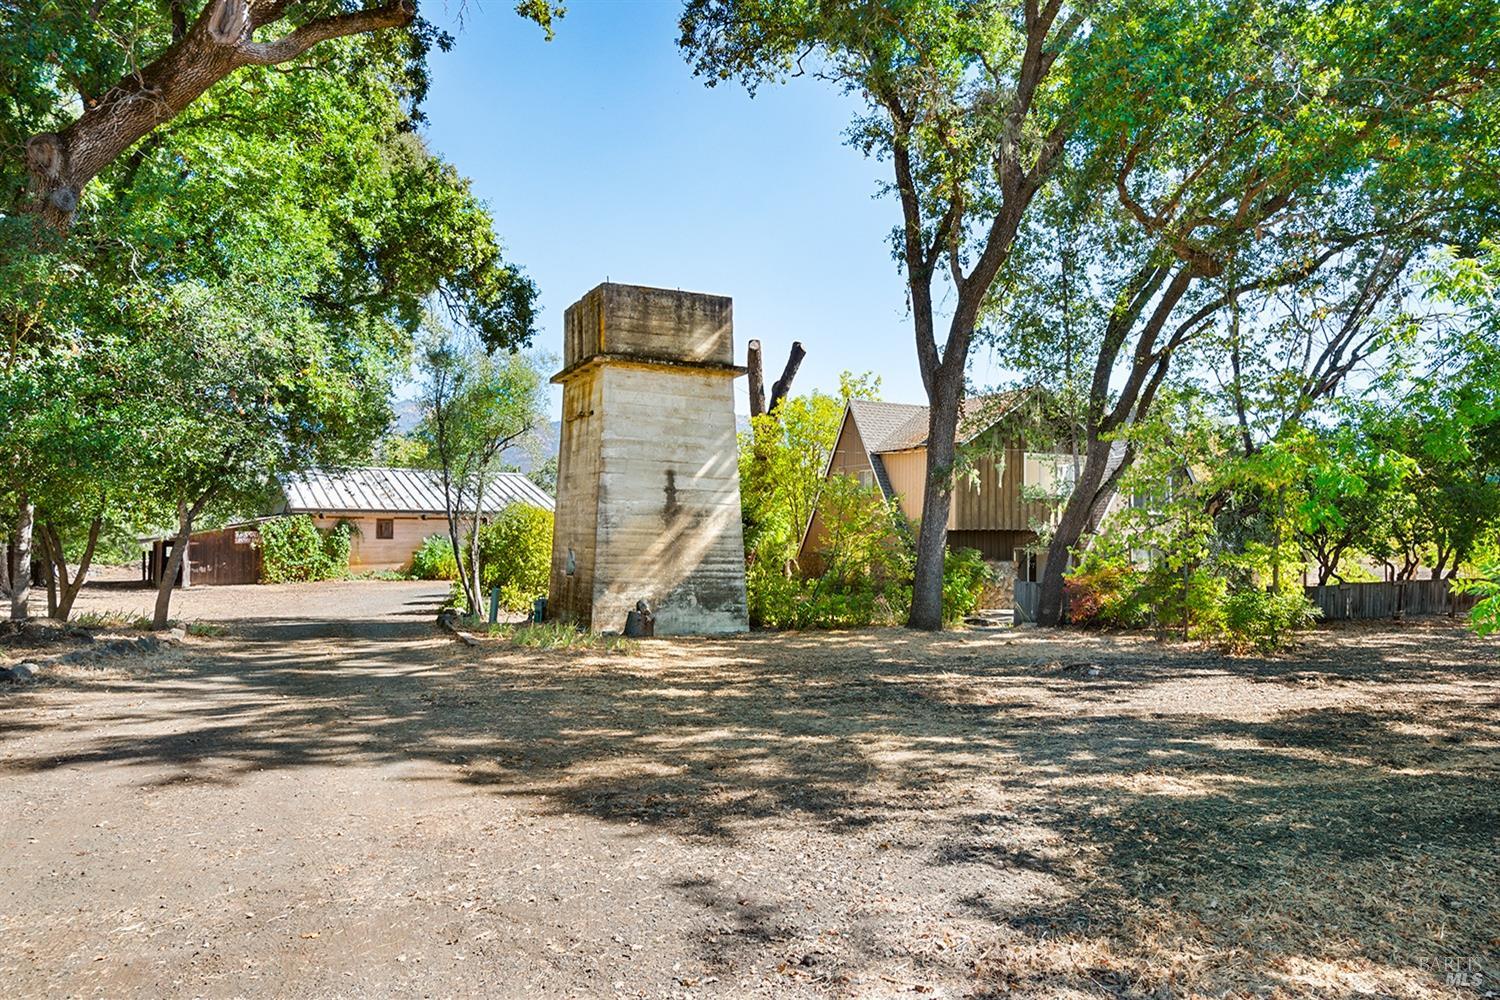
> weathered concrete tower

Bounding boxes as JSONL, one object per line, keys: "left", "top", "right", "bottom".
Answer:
{"left": 547, "top": 283, "right": 749, "bottom": 635}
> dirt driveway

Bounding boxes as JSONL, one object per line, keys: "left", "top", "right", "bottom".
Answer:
{"left": 61, "top": 569, "right": 453, "bottom": 629}
{"left": 1, "top": 607, "right": 1496, "bottom": 999}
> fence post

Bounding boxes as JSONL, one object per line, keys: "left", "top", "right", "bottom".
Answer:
{"left": 488, "top": 586, "right": 500, "bottom": 624}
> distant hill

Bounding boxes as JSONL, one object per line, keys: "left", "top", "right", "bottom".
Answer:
{"left": 390, "top": 399, "right": 559, "bottom": 474}
{"left": 390, "top": 406, "right": 749, "bottom": 474}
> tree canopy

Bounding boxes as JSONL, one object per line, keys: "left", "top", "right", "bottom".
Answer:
{"left": 0, "top": 18, "right": 537, "bottom": 622}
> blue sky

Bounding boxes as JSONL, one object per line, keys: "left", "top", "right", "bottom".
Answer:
{"left": 418, "top": 0, "right": 1014, "bottom": 414}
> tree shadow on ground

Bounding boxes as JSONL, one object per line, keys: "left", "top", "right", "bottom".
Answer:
{"left": 1, "top": 619, "right": 1495, "bottom": 996}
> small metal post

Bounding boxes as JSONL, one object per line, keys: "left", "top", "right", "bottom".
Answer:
{"left": 488, "top": 586, "right": 500, "bottom": 624}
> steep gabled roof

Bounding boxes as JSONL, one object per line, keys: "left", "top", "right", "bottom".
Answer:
{"left": 857, "top": 389, "right": 1036, "bottom": 454}
{"left": 846, "top": 400, "right": 929, "bottom": 453}
{"left": 845, "top": 400, "right": 925, "bottom": 498}
{"left": 277, "top": 466, "right": 554, "bottom": 516}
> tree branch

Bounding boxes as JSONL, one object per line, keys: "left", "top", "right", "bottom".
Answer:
{"left": 237, "top": 1, "right": 415, "bottom": 66}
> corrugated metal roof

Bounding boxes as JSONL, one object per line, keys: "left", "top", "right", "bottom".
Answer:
{"left": 278, "top": 467, "right": 554, "bottom": 515}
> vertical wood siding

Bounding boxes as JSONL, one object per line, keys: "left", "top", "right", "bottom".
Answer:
{"left": 183, "top": 526, "right": 263, "bottom": 585}
{"left": 950, "top": 444, "right": 1054, "bottom": 531}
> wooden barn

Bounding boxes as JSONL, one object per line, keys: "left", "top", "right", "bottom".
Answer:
{"left": 145, "top": 467, "right": 555, "bottom": 586}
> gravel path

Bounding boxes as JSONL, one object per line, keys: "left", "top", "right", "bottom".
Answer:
{"left": 1, "top": 601, "right": 1495, "bottom": 999}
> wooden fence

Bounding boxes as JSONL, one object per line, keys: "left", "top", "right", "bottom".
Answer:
{"left": 1304, "top": 579, "right": 1476, "bottom": 621}
{"left": 1012, "top": 578, "right": 1474, "bottom": 625}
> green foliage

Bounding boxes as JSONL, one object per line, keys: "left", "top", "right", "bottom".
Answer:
{"left": 259, "top": 516, "right": 353, "bottom": 584}
{"left": 741, "top": 377, "right": 905, "bottom": 629}
{"left": 1064, "top": 541, "right": 1150, "bottom": 629}
{"left": 942, "top": 548, "right": 994, "bottom": 623}
{"left": 476, "top": 505, "right": 554, "bottom": 613}
{"left": 1064, "top": 545, "right": 1319, "bottom": 654}
{"left": 750, "top": 474, "right": 912, "bottom": 629}
{"left": 185, "top": 622, "right": 229, "bottom": 638}
{"left": 1216, "top": 589, "right": 1322, "bottom": 655}
{"left": 739, "top": 373, "right": 878, "bottom": 575}
{"left": 0, "top": 12, "right": 541, "bottom": 625}
{"left": 1062, "top": 397, "right": 1322, "bottom": 652}
{"left": 527, "top": 456, "right": 559, "bottom": 496}
{"left": 376, "top": 434, "right": 434, "bottom": 468}
{"left": 414, "top": 331, "right": 549, "bottom": 614}
{"left": 740, "top": 376, "right": 996, "bottom": 630}
{"left": 71, "top": 609, "right": 154, "bottom": 631}
{"left": 409, "top": 534, "right": 459, "bottom": 580}
{"left": 1454, "top": 540, "right": 1500, "bottom": 637}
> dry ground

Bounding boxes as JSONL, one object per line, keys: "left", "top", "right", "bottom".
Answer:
{"left": 1, "top": 580, "right": 1496, "bottom": 999}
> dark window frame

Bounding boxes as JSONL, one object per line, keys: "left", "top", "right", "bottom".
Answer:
{"left": 375, "top": 518, "right": 395, "bottom": 540}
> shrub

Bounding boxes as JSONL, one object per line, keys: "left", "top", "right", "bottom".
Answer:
{"left": 260, "top": 515, "right": 352, "bottom": 583}
{"left": 477, "top": 504, "right": 554, "bottom": 612}
{"left": 1216, "top": 588, "right": 1321, "bottom": 654}
{"left": 72, "top": 609, "right": 154, "bottom": 630}
{"left": 751, "top": 475, "right": 913, "bottom": 629}
{"left": 409, "top": 533, "right": 458, "bottom": 580}
{"left": 1454, "top": 557, "right": 1500, "bottom": 637}
{"left": 942, "top": 547, "right": 994, "bottom": 623}
{"left": 749, "top": 566, "right": 912, "bottom": 629}
{"left": 749, "top": 496, "right": 993, "bottom": 629}
{"left": 1064, "top": 543, "right": 1147, "bottom": 627}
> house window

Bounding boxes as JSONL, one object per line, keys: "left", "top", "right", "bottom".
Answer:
{"left": 1024, "top": 452, "right": 1080, "bottom": 500}
{"left": 857, "top": 468, "right": 876, "bottom": 489}
{"left": 376, "top": 518, "right": 394, "bottom": 540}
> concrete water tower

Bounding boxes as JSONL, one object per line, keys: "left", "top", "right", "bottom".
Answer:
{"left": 547, "top": 282, "right": 749, "bottom": 635}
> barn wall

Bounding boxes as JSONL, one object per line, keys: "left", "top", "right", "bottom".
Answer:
{"left": 828, "top": 412, "right": 874, "bottom": 478}
{"left": 182, "top": 526, "right": 263, "bottom": 586}
{"left": 951, "top": 444, "right": 1055, "bottom": 532}
{"left": 880, "top": 442, "right": 1052, "bottom": 534}
{"left": 947, "top": 529, "right": 1037, "bottom": 562}
{"left": 309, "top": 515, "right": 447, "bottom": 571}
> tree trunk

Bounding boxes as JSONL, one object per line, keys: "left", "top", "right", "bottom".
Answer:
{"left": 41, "top": 516, "right": 102, "bottom": 620}
{"left": 746, "top": 340, "right": 766, "bottom": 418}
{"left": 445, "top": 492, "right": 479, "bottom": 619}
{"left": 9, "top": 497, "right": 33, "bottom": 621}
{"left": 467, "top": 492, "right": 485, "bottom": 622}
{"left": 42, "top": 537, "right": 58, "bottom": 618}
{"left": 768, "top": 342, "right": 807, "bottom": 415}
{"left": 907, "top": 384, "right": 963, "bottom": 631}
{"left": 1036, "top": 436, "right": 1116, "bottom": 626}
{"left": 153, "top": 503, "right": 195, "bottom": 629}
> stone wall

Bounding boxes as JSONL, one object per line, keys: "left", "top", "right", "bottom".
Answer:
{"left": 549, "top": 283, "right": 748, "bottom": 635}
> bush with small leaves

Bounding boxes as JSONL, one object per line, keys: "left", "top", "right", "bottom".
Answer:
{"left": 409, "top": 534, "right": 459, "bottom": 580}
{"left": 260, "top": 516, "right": 352, "bottom": 583}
